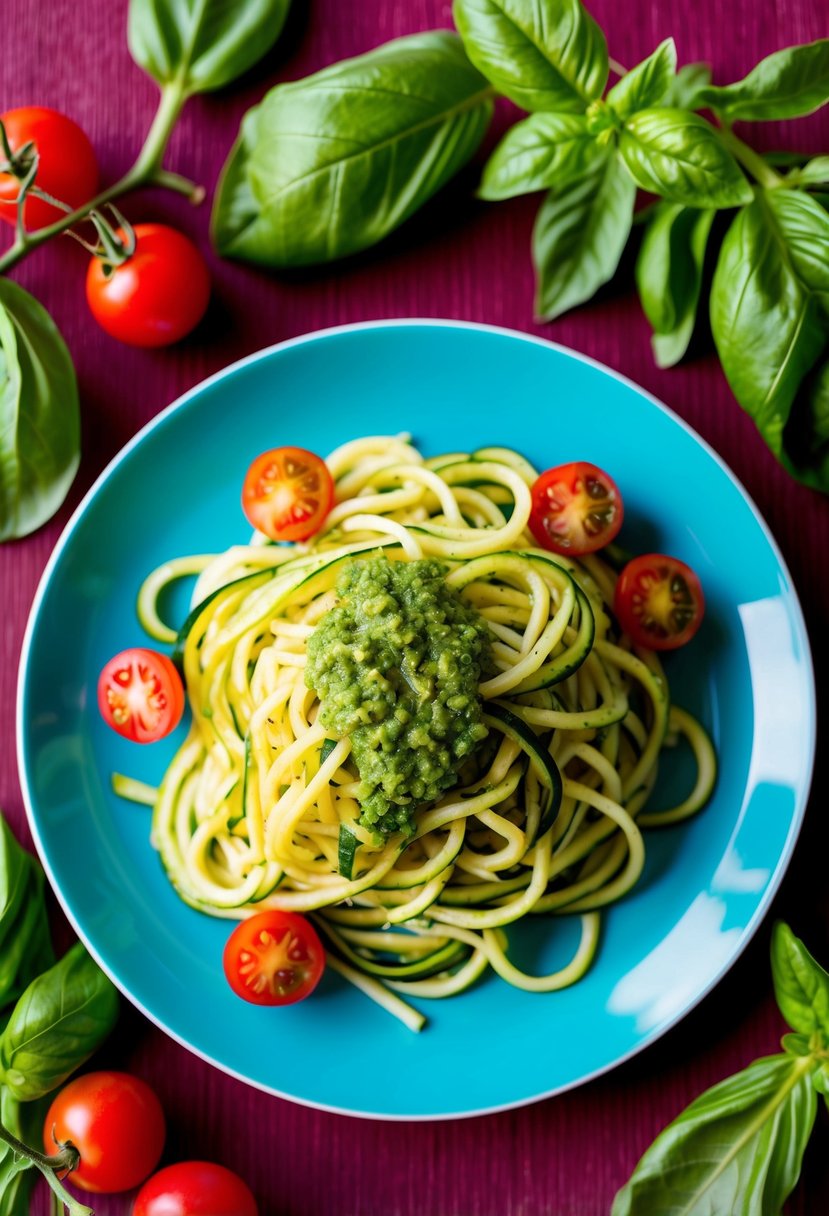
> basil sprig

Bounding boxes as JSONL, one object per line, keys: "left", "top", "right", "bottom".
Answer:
{"left": 613, "top": 924, "right": 829, "bottom": 1215}
{"left": 0, "top": 814, "right": 119, "bottom": 1214}
{"left": 209, "top": 0, "right": 829, "bottom": 493}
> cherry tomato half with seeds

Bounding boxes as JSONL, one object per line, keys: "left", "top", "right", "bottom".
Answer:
{"left": 43, "top": 1071, "right": 165, "bottom": 1194}
{"left": 133, "top": 1161, "right": 258, "bottom": 1216}
{"left": 614, "top": 554, "right": 705, "bottom": 651}
{"left": 529, "top": 461, "right": 624, "bottom": 556}
{"left": 0, "top": 107, "right": 99, "bottom": 230}
{"left": 98, "top": 648, "right": 185, "bottom": 743}
{"left": 241, "top": 446, "right": 334, "bottom": 542}
{"left": 86, "top": 223, "right": 210, "bottom": 347}
{"left": 223, "top": 910, "right": 326, "bottom": 1006}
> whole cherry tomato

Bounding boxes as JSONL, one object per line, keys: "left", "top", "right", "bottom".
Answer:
{"left": 43, "top": 1071, "right": 165, "bottom": 1194}
{"left": 133, "top": 1162, "right": 258, "bottom": 1216}
{"left": 86, "top": 223, "right": 210, "bottom": 347}
{"left": 0, "top": 106, "right": 99, "bottom": 229}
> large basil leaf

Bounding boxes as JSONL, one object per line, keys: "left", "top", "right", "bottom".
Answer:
{"left": 772, "top": 922, "right": 829, "bottom": 1038}
{"left": 0, "top": 279, "right": 79, "bottom": 542}
{"left": 710, "top": 188, "right": 829, "bottom": 489}
{"left": 619, "top": 109, "right": 752, "bottom": 208}
{"left": 212, "top": 31, "right": 494, "bottom": 267}
{"left": 699, "top": 39, "right": 829, "bottom": 121}
{"left": 612, "top": 1053, "right": 818, "bottom": 1216}
{"left": 636, "top": 201, "right": 714, "bottom": 367}
{"left": 660, "top": 62, "right": 712, "bottom": 110}
{"left": 607, "top": 39, "right": 677, "bottom": 118}
{"left": 453, "top": 0, "right": 608, "bottom": 113}
{"left": 128, "top": 0, "right": 292, "bottom": 95}
{"left": 479, "top": 113, "right": 603, "bottom": 200}
{"left": 0, "top": 942, "right": 118, "bottom": 1101}
{"left": 534, "top": 152, "right": 636, "bottom": 320}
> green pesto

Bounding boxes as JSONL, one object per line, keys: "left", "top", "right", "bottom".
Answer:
{"left": 305, "top": 556, "right": 492, "bottom": 838}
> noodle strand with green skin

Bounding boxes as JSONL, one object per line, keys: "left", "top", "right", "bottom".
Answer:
{"left": 125, "top": 436, "right": 716, "bottom": 1030}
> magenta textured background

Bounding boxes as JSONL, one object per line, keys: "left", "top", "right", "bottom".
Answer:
{"left": 3, "top": 2, "right": 829, "bottom": 1213}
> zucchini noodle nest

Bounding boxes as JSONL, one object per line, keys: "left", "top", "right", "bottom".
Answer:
{"left": 130, "top": 434, "right": 716, "bottom": 1032}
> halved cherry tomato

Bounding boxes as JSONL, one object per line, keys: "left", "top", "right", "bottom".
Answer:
{"left": 0, "top": 106, "right": 99, "bottom": 230}
{"left": 133, "top": 1162, "right": 258, "bottom": 1216}
{"left": 223, "top": 910, "right": 326, "bottom": 1006}
{"left": 43, "top": 1071, "right": 165, "bottom": 1194}
{"left": 86, "top": 223, "right": 210, "bottom": 348}
{"left": 614, "top": 554, "right": 705, "bottom": 650}
{"left": 529, "top": 461, "right": 624, "bottom": 555}
{"left": 241, "top": 447, "right": 334, "bottom": 542}
{"left": 98, "top": 648, "right": 185, "bottom": 743}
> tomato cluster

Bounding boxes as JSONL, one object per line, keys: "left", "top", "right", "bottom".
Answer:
{"left": 0, "top": 107, "right": 209, "bottom": 347}
{"left": 44, "top": 1071, "right": 257, "bottom": 1213}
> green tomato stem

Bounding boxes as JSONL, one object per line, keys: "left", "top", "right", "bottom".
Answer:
{"left": 717, "top": 123, "right": 783, "bottom": 190}
{"left": 0, "top": 81, "right": 198, "bottom": 275}
{"left": 0, "top": 1120, "right": 92, "bottom": 1216}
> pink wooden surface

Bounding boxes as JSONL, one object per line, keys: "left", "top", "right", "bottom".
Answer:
{"left": 2, "top": 1, "right": 829, "bottom": 1212}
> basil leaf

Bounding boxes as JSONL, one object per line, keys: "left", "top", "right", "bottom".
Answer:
{"left": 607, "top": 39, "right": 677, "bottom": 118}
{"left": 338, "top": 825, "right": 358, "bottom": 880}
{"left": 0, "top": 1089, "right": 46, "bottom": 1216}
{"left": 0, "top": 863, "right": 53, "bottom": 1010}
{"left": 660, "top": 62, "right": 712, "bottom": 110}
{"left": 612, "top": 1054, "right": 818, "bottom": 1216}
{"left": 0, "top": 942, "right": 118, "bottom": 1101}
{"left": 710, "top": 189, "right": 829, "bottom": 489}
{"left": 619, "top": 109, "right": 752, "bottom": 209}
{"left": 128, "top": 0, "right": 291, "bottom": 95}
{"left": 534, "top": 152, "right": 636, "bottom": 320}
{"left": 781, "top": 1032, "right": 813, "bottom": 1057}
{"left": 813, "top": 1066, "right": 829, "bottom": 1101}
{"left": 453, "top": 0, "right": 608, "bottom": 113}
{"left": 479, "top": 113, "right": 603, "bottom": 200}
{"left": 212, "top": 31, "right": 494, "bottom": 267}
{"left": 0, "top": 279, "right": 79, "bottom": 542}
{"left": 699, "top": 38, "right": 829, "bottom": 121}
{"left": 772, "top": 922, "right": 829, "bottom": 1038}
{"left": 635, "top": 202, "right": 714, "bottom": 367}
{"left": 0, "top": 819, "right": 33, "bottom": 950}
{"left": 787, "top": 156, "right": 829, "bottom": 187}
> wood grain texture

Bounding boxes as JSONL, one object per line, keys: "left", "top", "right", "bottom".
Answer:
{"left": 2, "top": 0, "right": 828, "bottom": 1212}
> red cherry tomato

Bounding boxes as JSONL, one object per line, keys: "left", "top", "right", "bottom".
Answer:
{"left": 241, "top": 447, "right": 334, "bottom": 542}
{"left": 614, "top": 554, "right": 705, "bottom": 651}
{"left": 529, "top": 461, "right": 624, "bottom": 555}
{"left": 133, "top": 1162, "right": 258, "bottom": 1216}
{"left": 0, "top": 106, "right": 99, "bottom": 230}
{"left": 86, "top": 223, "right": 210, "bottom": 347}
{"left": 43, "top": 1071, "right": 165, "bottom": 1194}
{"left": 98, "top": 648, "right": 185, "bottom": 743}
{"left": 223, "top": 910, "right": 326, "bottom": 1006}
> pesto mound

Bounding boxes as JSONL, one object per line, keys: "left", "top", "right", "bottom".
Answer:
{"left": 305, "top": 556, "right": 492, "bottom": 838}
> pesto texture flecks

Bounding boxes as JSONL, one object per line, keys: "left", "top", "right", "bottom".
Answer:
{"left": 305, "top": 556, "right": 492, "bottom": 838}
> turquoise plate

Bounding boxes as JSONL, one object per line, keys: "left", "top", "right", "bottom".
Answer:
{"left": 17, "top": 322, "right": 815, "bottom": 1119}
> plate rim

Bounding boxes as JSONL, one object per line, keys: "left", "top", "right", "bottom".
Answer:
{"left": 16, "top": 318, "right": 817, "bottom": 1121}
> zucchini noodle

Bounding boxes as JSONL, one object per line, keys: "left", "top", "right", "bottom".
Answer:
{"left": 131, "top": 435, "right": 717, "bottom": 1030}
